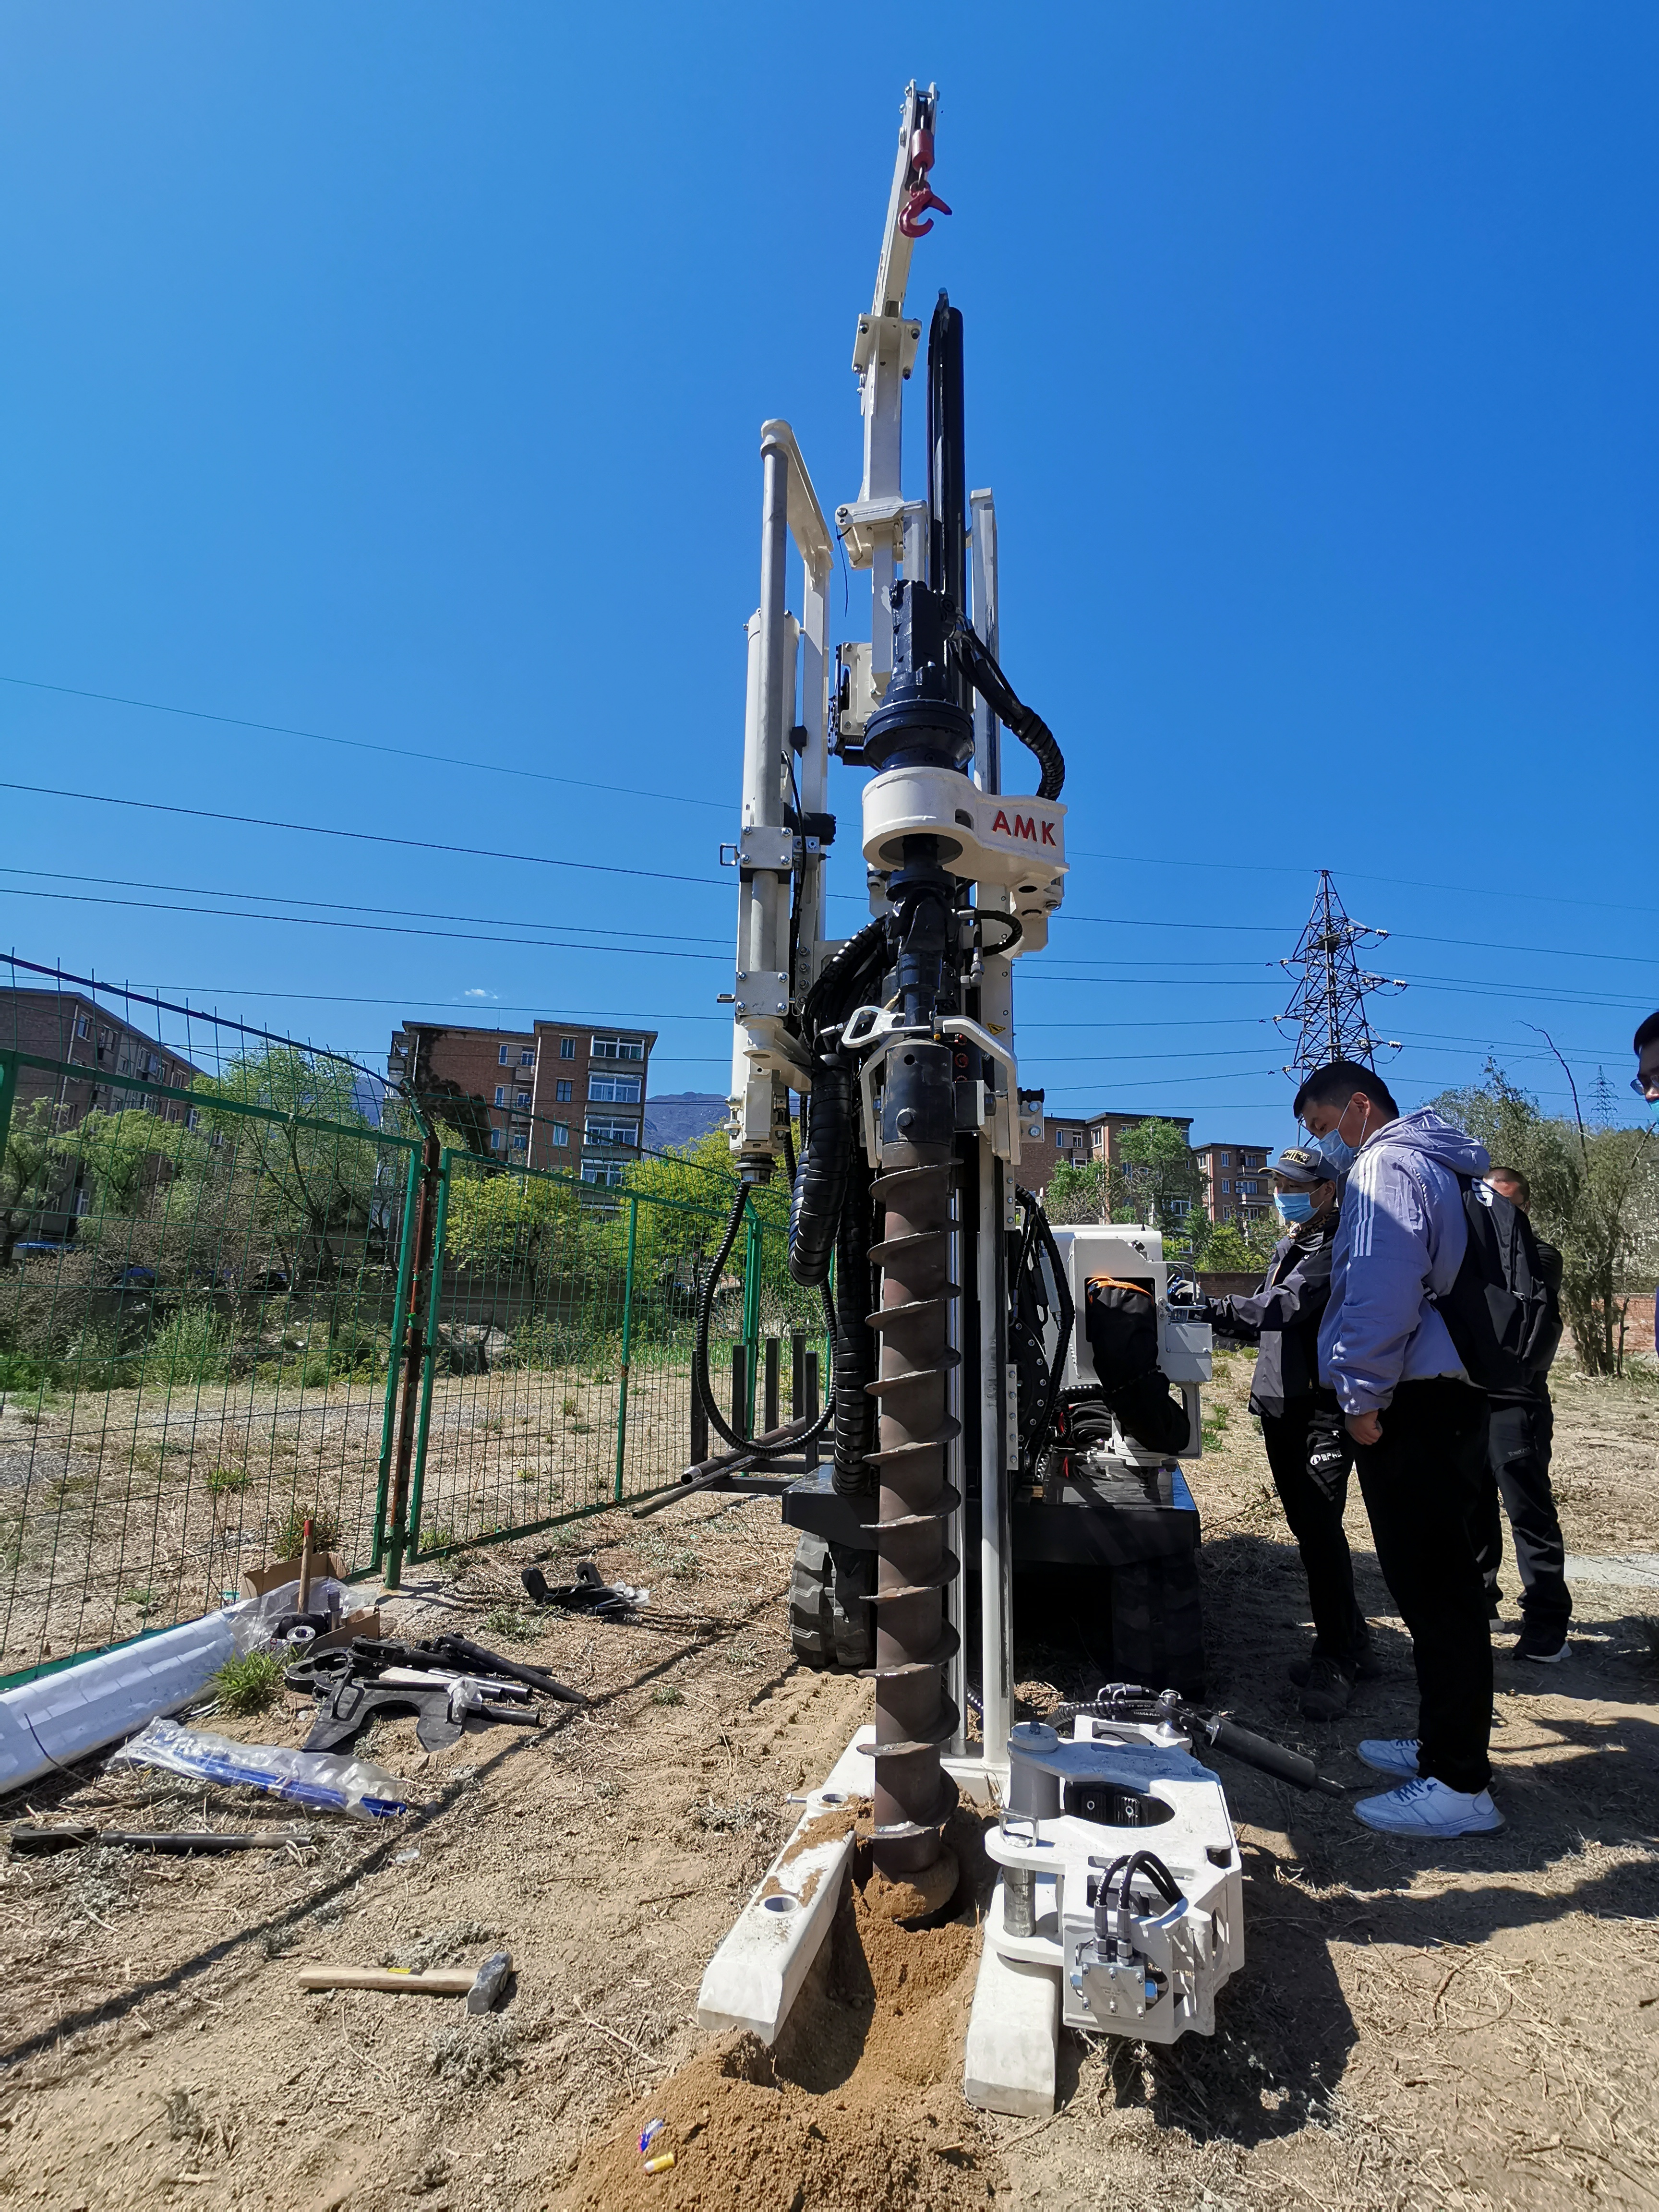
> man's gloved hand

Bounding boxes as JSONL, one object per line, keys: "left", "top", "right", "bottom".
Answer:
{"left": 1306, "top": 1407, "right": 1353, "bottom": 1500}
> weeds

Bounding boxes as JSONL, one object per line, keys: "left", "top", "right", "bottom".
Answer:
{"left": 209, "top": 1648, "right": 289, "bottom": 1716}
{"left": 271, "top": 1503, "right": 337, "bottom": 1559}
{"left": 205, "top": 1464, "right": 250, "bottom": 1496}
{"left": 650, "top": 1684, "right": 684, "bottom": 1707}
{"left": 481, "top": 1604, "right": 539, "bottom": 1645}
{"left": 417, "top": 1521, "right": 457, "bottom": 1554}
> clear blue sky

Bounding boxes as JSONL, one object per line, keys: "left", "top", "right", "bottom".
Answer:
{"left": 3, "top": 4, "right": 1655, "bottom": 1146}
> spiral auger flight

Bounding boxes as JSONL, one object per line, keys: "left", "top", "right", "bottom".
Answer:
{"left": 866, "top": 1147, "right": 962, "bottom": 1889}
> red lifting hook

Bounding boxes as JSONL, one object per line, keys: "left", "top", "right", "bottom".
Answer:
{"left": 898, "top": 121, "right": 951, "bottom": 239}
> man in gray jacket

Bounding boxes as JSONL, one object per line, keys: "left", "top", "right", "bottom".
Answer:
{"left": 1296, "top": 1059, "right": 1503, "bottom": 1839}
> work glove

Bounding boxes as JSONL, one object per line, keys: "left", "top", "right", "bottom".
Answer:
{"left": 1305, "top": 1407, "right": 1352, "bottom": 1503}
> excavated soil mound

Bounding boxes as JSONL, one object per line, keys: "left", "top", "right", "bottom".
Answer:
{"left": 555, "top": 1839, "right": 1000, "bottom": 2212}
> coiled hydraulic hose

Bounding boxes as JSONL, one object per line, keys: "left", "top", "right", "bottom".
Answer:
{"left": 787, "top": 1065, "right": 854, "bottom": 1289}
{"left": 691, "top": 1186, "right": 836, "bottom": 1466}
{"left": 831, "top": 1147, "right": 877, "bottom": 1493}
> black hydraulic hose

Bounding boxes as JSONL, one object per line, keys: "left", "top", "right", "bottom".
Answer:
{"left": 693, "top": 1186, "right": 836, "bottom": 1465}
{"left": 788, "top": 1064, "right": 854, "bottom": 1288}
{"left": 802, "top": 917, "right": 887, "bottom": 1034}
{"left": 1014, "top": 1187, "right": 1074, "bottom": 1479}
{"left": 1192, "top": 1713, "right": 1346, "bottom": 1798}
{"left": 952, "top": 626, "right": 1065, "bottom": 802}
{"left": 831, "top": 1148, "right": 877, "bottom": 1494}
{"left": 1095, "top": 1849, "right": 1183, "bottom": 1951}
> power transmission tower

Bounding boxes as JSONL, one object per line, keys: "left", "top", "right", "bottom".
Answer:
{"left": 1275, "top": 870, "right": 1405, "bottom": 1079}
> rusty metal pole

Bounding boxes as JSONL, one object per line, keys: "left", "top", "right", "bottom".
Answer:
{"left": 383, "top": 1127, "right": 440, "bottom": 1588}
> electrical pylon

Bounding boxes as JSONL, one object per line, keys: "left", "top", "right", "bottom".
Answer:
{"left": 1275, "top": 869, "right": 1405, "bottom": 1078}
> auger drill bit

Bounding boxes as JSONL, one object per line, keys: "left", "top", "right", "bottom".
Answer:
{"left": 866, "top": 1062, "right": 962, "bottom": 1892}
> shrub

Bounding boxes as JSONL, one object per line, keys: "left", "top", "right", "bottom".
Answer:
{"left": 210, "top": 1649, "right": 289, "bottom": 1716}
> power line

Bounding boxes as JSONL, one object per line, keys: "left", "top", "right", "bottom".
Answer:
{"left": 0, "top": 673, "right": 729, "bottom": 812}
{"left": 0, "top": 867, "right": 730, "bottom": 947}
{"left": 0, "top": 781, "right": 728, "bottom": 890}
{"left": 0, "top": 883, "right": 728, "bottom": 962}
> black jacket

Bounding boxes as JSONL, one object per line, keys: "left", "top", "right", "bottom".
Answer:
{"left": 1498, "top": 1235, "right": 1564, "bottom": 1405}
{"left": 1208, "top": 1215, "right": 1339, "bottom": 1418}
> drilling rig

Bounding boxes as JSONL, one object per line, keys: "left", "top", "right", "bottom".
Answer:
{"left": 691, "top": 83, "right": 1336, "bottom": 2116}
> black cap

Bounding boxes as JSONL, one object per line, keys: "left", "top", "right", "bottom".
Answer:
{"left": 1272, "top": 1145, "right": 1332, "bottom": 1187}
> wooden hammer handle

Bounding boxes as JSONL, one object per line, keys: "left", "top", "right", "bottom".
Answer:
{"left": 298, "top": 1966, "right": 481, "bottom": 1996}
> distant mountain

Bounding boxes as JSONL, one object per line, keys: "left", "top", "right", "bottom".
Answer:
{"left": 644, "top": 1092, "right": 728, "bottom": 1152}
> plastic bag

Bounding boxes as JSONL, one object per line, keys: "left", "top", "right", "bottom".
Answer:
{"left": 109, "top": 1716, "right": 413, "bottom": 1819}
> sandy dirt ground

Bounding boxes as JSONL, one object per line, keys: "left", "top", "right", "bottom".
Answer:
{"left": 0, "top": 1348, "right": 1654, "bottom": 2211}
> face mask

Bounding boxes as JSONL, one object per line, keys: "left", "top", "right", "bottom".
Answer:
{"left": 1275, "top": 1190, "right": 1314, "bottom": 1225}
{"left": 1312, "top": 1129, "right": 1356, "bottom": 1175}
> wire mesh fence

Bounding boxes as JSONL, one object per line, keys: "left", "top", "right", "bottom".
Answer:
{"left": 0, "top": 1024, "right": 824, "bottom": 1683}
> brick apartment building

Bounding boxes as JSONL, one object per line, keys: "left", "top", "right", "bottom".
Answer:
{"left": 1016, "top": 1093, "right": 1196, "bottom": 1197}
{"left": 1192, "top": 1140, "right": 1275, "bottom": 1226}
{"left": 389, "top": 1018, "right": 657, "bottom": 1185}
{"left": 2, "top": 989, "right": 202, "bottom": 1131}
{"left": 1, "top": 988, "right": 204, "bottom": 1227}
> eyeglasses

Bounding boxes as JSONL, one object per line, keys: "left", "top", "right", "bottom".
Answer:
{"left": 1629, "top": 1074, "right": 1659, "bottom": 1100}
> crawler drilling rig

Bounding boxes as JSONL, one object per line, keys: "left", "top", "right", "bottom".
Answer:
{"left": 694, "top": 84, "right": 1330, "bottom": 2110}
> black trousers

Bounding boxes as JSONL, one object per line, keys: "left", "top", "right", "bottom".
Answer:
{"left": 1475, "top": 1391, "right": 1571, "bottom": 1634}
{"left": 1260, "top": 1395, "right": 1365, "bottom": 1669}
{"left": 1353, "top": 1377, "right": 1492, "bottom": 1795}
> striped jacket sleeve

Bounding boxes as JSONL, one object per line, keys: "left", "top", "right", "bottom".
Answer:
{"left": 1323, "top": 1146, "right": 1433, "bottom": 1415}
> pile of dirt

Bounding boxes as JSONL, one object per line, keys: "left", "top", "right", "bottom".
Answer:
{"left": 555, "top": 1866, "right": 999, "bottom": 2212}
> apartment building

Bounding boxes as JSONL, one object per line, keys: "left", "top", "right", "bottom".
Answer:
{"left": 1014, "top": 1094, "right": 1197, "bottom": 1198}
{"left": 1192, "top": 1140, "right": 1275, "bottom": 1225}
{"left": 2, "top": 989, "right": 202, "bottom": 1130}
{"left": 388, "top": 1017, "right": 658, "bottom": 1185}
{"left": 1, "top": 989, "right": 204, "bottom": 1229}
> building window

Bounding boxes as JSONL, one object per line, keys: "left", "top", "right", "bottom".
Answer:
{"left": 498, "top": 1045, "right": 510, "bottom": 1065}
{"left": 1219, "top": 1151, "right": 1231, "bottom": 1167}
{"left": 393, "top": 1034, "right": 408, "bottom": 1053}
{"left": 585, "top": 1117, "right": 638, "bottom": 1148}
{"left": 551, "top": 1122, "right": 569, "bottom": 1147}
{"left": 510, "top": 1131, "right": 528, "bottom": 1150}
{"left": 1220, "top": 1180, "right": 1231, "bottom": 1195}
{"left": 582, "top": 1160, "right": 625, "bottom": 1187}
{"left": 555, "top": 1079, "right": 572, "bottom": 1103}
{"left": 589, "top": 1074, "right": 642, "bottom": 1104}
{"left": 494, "top": 1086, "right": 506, "bottom": 1107}
{"left": 516, "top": 1090, "right": 531, "bottom": 1109}
{"left": 520, "top": 1048, "right": 535, "bottom": 1067}
{"left": 490, "top": 1129, "right": 503, "bottom": 1151}
{"left": 1239, "top": 1179, "right": 1259, "bottom": 1196}
{"left": 75, "top": 1014, "right": 90, "bottom": 1040}
{"left": 590, "top": 1034, "right": 644, "bottom": 1061}
{"left": 1167, "top": 1198, "right": 1192, "bottom": 1217}
{"left": 559, "top": 1036, "right": 576, "bottom": 1060}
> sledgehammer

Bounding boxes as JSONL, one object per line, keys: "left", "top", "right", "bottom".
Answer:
{"left": 298, "top": 1949, "right": 513, "bottom": 2013}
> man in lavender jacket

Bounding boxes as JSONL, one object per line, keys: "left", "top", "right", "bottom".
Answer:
{"left": 1296, "top": 1059, "right": 1503, "bottom": 1839}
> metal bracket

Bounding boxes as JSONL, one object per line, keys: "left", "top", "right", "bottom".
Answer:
{"left": 733, "top": 971, "right": 789, "bottom": 1019}
{"left": 738, "top": 825, "right": 793, "bottom": 873}
{"left": 842, "top": 1007, "right": 1021, "bottom": 1168}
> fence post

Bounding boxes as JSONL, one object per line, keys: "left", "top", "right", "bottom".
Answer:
{"left": 613, "top": 1196, "right": 638, "bottom": 1501}
{"left": 0, "top": 1052, "right": 17, "bottom": 1171}
{"left": 804, "top": 1347, "right": 820, "bottom": 1470}
{"left": 383, "top": 1129, "right": 441, "bottom": 1589}
{"left": 370, "top": 1148, "right": 423, "bottom": 1571}
{"left": 763, "top": 1335, "right": 780, "bottom": 1434}
{"left": 741, "top": 1204, "right": 762, "bottom": 1439}
{"left": 730, "top": 1343, "right": 747, "bottom": 1438}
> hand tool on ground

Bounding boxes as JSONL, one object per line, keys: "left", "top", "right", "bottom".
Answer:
{"left": 422, "top": 1632, "right": 590, "bottom": 1705}
{"left": 8, "top": 1825, "right": 314, "bottom": 1856}
{"left": 298, "top": 1948, "right": 514, "bottom": 2012}
{"left": 285, "top": 1647, "right": 538, "bottom": 1754}
{"left": 519, "top": 1560, "right": 646, "bottom": 1618}
{"left": 273, "top": 1515, "right": 333, "bottom": 1643}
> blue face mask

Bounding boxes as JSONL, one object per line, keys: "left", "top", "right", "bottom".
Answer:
{"left": 1274, "top": 1190, "right": 1315, "bottom": 1225}
{"left": 1312, "top": 1129, "right": 1357, "bottom": 1175}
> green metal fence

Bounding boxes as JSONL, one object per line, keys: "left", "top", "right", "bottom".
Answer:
{"left": 0, "top": 1047, "right": 821, "bottom": 1683}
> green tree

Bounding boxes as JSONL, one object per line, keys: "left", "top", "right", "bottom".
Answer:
{"left": 0, "top": 1099, "right": 64, "bottom": 1267}
{"left": 1118, "top": 1119, "right": 1206, "bottom": 1243}
{"left": 191, "top": 1046, "right": 383, "bottom": 1275}
{"left": 51, "top": 1107, "right": 193, "bottom": 1218}
{"left": 1433, "top": 1056, "right": 1659, "bottom": 1376}
{"left": 443, "top": 1165, "right": 582, "bottom": 1305}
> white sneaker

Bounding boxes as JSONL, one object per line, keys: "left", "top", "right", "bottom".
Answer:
{"left": 1357, "top": 1736, "right": 1420, "bottom": 1778}
{"left": 1355, "top": 1776, "right": 1504, "bottom": 1836}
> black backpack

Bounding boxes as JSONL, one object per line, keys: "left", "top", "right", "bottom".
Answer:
{"left": 1432, "top": 1177, "right": 1556, "bottom": 1394}
{"left": 1082, "top": 1277, "right": 1191, "bottom": 1457}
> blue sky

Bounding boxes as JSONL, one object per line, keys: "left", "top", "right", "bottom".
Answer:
{"left": 2, "top": 4, "right": 1655, "bottom": 1144}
